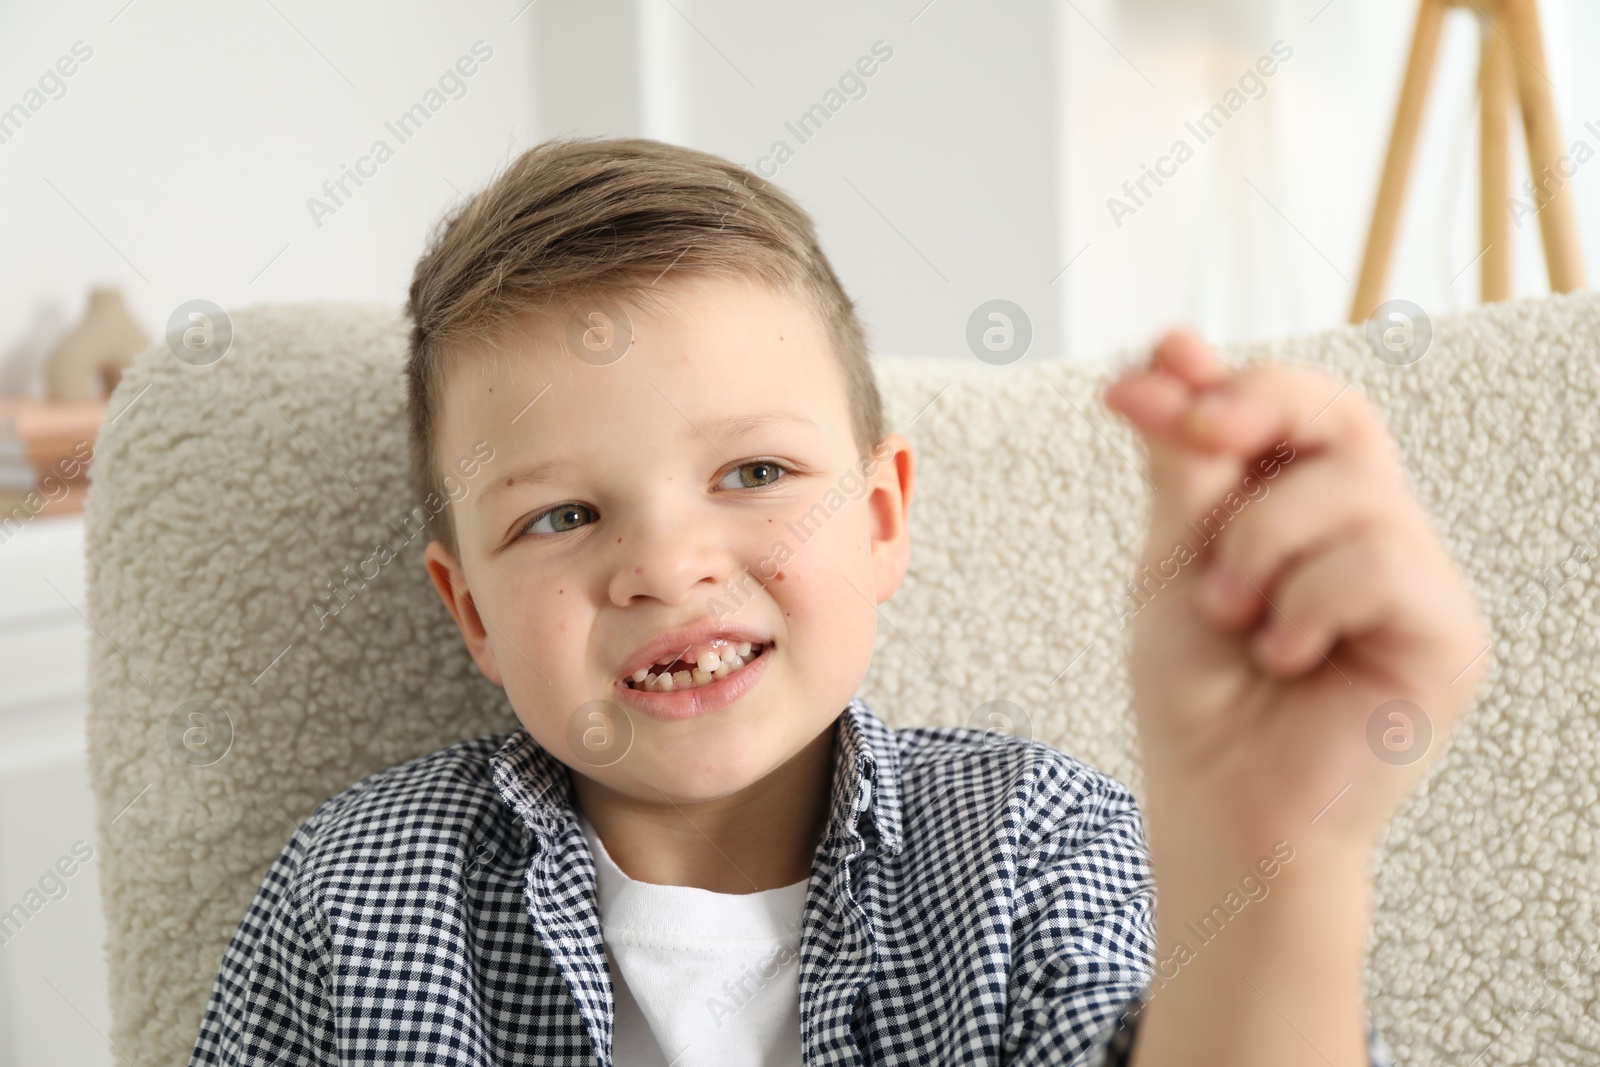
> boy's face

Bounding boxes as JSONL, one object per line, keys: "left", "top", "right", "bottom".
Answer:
{"left": 424, "top": 274, "right": 915, "bottom": 805}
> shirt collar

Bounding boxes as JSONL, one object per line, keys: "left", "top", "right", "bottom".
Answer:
{"left": 490, "top": 696, "right": 904, "bottom": 858}
{"left": 828, "top": 696, "right": 905, "bottom": 856}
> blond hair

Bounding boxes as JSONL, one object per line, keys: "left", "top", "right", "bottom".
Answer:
{"left": 404, "top": 135, "right": 884, "bottom": 558}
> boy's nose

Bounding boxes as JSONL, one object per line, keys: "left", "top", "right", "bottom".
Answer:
{"left": 607, "top": 525, "right": 744, "bottom": 609}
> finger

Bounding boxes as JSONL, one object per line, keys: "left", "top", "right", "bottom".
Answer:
{"left": 1103, "top": 368, "right": 1239, "bottom": 544}
{"left": 1102, "top": 367, "right": 1192, "bottom": 437}
{"left": 1103, "top": 327, "right": 1232, "bottom": 429}
{"left": 1249, "top": 524, "right": 1405, "bottom": 677}
{"left": 1199, "top": 452, "right": 1408, "bottom": 630}
{"left": 1181, "top": 363, "right": 1393, "bottom": 465}
{"left": 1105, "top": 338, "right": 1249, "bottom": 573}
{"left": 1153, "top": 328, "right": 1233, "bottom": 390}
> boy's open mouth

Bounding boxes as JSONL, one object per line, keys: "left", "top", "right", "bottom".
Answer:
{"left": 622, "top": 639, "right": 768, "bottom": 693}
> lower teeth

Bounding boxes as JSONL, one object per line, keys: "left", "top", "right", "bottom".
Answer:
{"left": 626, "top": 644, "right": 764, "bottom": 692}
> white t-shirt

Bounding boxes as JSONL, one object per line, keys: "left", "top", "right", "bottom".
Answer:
{"left": 577, "top": 812, "right": 808, "bottom": 1067}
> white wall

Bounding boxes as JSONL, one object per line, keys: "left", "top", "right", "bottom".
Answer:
{"left": 529, "top": 0, "right": 1600, "bottom": 364}
{"left": 4, "top": 1, "right": 1598, "bottom": 383}
{"left": 1, "top": 1, "right": 540, "bottom": 399}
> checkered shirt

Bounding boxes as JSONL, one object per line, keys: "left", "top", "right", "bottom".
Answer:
{"left": 189, "top": 697, "right": 1394, "bottom": 1065}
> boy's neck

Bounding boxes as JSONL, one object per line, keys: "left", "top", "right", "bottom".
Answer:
{"left": 571, "top": 722, "right": 837, "bottom": 894}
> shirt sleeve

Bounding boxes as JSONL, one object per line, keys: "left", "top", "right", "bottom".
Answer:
{"left": 188, "top": 816, "right": 340, "bottom": 1066}
{"left": 1001, "top": 757, "right": 1157, "bottom": 1067}
{"left": 1003, "top": 759, "right": 1396, "bottom": 1067}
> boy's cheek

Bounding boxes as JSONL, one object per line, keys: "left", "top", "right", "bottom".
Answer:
{"left": 487, "top": 602, "right": 591, "bottom": 731}
{"left": 761, "top": 510, "right": 871, "bottom": 609}
{"left": 773, "top": 542, "right": 880, "bottom": 689}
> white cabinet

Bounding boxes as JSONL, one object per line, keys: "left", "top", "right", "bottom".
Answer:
{"left": 0, "top": 514, "right": 111, "bottom": 1067}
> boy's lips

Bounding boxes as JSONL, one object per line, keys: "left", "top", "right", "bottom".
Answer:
{"left": 612, "top": 640, "right": 774, "bottom": 722}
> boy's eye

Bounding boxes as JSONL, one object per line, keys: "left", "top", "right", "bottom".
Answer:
{"left": 514, "top": 461, "right": 792, "bottom": 540}
{"left": 521, "top": 503, "right": 596, "bottom": 537}
{"left": 716, "top": 460, "right": 790, "bottom": 490}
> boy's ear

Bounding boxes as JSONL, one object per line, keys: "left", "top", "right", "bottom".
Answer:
{"left": 867, "top": 433, "right": 916, "bottom": 605}
{"left": 423, "top": 539, "right": 505, "bottom": 687}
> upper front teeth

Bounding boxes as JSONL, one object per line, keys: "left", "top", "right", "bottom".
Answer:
{"left": 626, "top": 642, "right": 760, "bottom": 691}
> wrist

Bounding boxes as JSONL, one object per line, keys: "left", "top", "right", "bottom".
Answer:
{"left": 1146, "top": 833, "right": 1374, "bottom": 963}
{"left": 1139, "top": 787, "right": 1379, "bottom": 899}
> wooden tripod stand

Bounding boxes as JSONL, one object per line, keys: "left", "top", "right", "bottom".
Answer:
{"left": 1349, "top": 0, "right": 1586, "bottom": 324}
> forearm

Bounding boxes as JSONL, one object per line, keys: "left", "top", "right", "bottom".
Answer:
{"left": 1128, "top": 834, "right": 1374, "bottom": 1067}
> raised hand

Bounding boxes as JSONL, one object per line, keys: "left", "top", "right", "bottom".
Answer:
{"left": 1101, "top": 328, "right": 1493, "bottom": 878}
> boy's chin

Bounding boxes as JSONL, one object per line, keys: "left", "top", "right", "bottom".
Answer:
{"left": 622, "top": 723, "right": 806, "bottom": 802}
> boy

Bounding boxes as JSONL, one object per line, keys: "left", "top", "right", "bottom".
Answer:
{"left": 190, "top": 136, "right": 1490, "bottom": 1065}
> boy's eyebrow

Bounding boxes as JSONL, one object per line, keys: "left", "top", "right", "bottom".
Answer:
{"left": 477, "top": 408, "right": 818, "bottom": 504}
{"left": 690, "top": 409, "right": 817, "bottom": 443}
